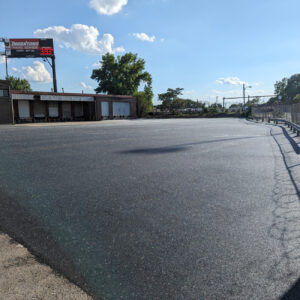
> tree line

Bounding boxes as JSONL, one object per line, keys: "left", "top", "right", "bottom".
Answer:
{"left": 268, "top": 73, "right": 300, "bottom": 104}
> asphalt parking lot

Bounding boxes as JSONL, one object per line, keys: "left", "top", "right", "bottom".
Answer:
{"left": 0, "top": 118, "right": 300, "bottom": 299}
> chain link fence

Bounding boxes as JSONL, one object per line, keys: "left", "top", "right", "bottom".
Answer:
{"left": 252, "top": 103, "right": 300, "bottom": 125}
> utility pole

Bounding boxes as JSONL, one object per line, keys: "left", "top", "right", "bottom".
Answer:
{"left": 223, "top": 97, "right": 225, "bottom": 109}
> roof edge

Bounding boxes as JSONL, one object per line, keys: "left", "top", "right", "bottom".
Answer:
{"left": 11, "top": 90, "right": 135, "bottom": 99}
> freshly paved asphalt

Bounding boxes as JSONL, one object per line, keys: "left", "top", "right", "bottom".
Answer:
{"left": 0, "top": 118, "right": 300, "bottom": 299}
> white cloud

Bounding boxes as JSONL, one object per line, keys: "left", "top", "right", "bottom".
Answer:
{"left": 80, "top": 82, "right": 93, "bottom": 90}
{"left": 211, "top": 90, "right": 223, "bottom": 95}
{"left": 13, "top": 61, "right": 52, "bottom": 83}
{"left": 216, "top": 77, "right": 248, "bottom": 86}
{"left": 132, "top": 33, "right": 155, "bottom": 42}
{"left": 34, "top": 24, "right": 125, "bottom": 55}
{"left": 89, "top": 0, "right": 128, "bottom": 15}
{"left": 92, "top": 61, "right": 102, "bottom": 68}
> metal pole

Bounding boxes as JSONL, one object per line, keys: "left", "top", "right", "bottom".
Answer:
{"left": 51, "top": 55, "right": 57, "bottom": 92}
{"left": 8, "top": 84, "right": 15, "bottom": 124}
{"left": 5, "top": 53, "right": 8, "bottom": 78}
{"left": 223, "top": 97, "right": 225, "bottom": 109}
{"left": 243, "top": 84, "right": 246, "bottom": 107}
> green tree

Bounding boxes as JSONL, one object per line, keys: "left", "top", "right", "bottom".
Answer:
{"left": 158, "top": 88, "right": 184, "bottom": 110}
{"left": 274, "top": 77, "right": 288, "bottom": 99}
{"left": 293, "top": 94, "right": 300, "bottom": 102}
{"left": 251, "top": 97, "right": 260, "bottom": 105}
{"left": 6, "top": 76, "right": 31, "bottom": 91}
{"left": 91, "top": 52, "right": 152, "bottom": 95}
{"left": 171, "top": 98, "right": 204, "bottom": 110}
{"left": 134, "top": 83, "right": 154, "bottom": 117}
{"left": 229, "top": 104, "right": 238, "bottom": 109}
{"left": 273, "top": 74, "right": 300, "bottom": 103}
{"left": 207, "top": 103, "right": 222, "bottom": 114}
{"left": 286, "top": 74, "right": 300, "bottom": 102}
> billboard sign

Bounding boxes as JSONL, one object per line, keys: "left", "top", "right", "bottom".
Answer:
{"left": 5, "top": 38, "right": 54, "bottom": 58}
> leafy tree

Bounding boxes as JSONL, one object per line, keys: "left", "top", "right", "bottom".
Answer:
{"left": 250, "top": 97, "right": 260, "bottom": 105}
{"left": 171, "top": 98, "right": 204, "bottom": 110}
{"left": 274, "top": 78, "right": 288, "bottom": 99}
{"left": 272, "top": 74, "right": 300, "bottom": 103}
{"left": 286, "top": 74, "right": 300, "bottom": 102}
{"left": 207, "top": 103, "right": 222, "bottom": 113}
{"left": 267, "top": 97, "right": 278, "bottom": 104}
{"left": 91, "top": 52, "right": 152, "bottom": 95}
{"left": 158, "top": 88, "right": 184, "bottom": 109}
{"left": 293, "top": 94, "right": 300, "bottom": 103}
{"left": 6, "top": 76, "right": 31, "bottom": 91}
{"left": 134, "top": 83, "right": 154, "bottom": 117}
{"left": 229, "top": 104, "right": 238, "bottom": 108}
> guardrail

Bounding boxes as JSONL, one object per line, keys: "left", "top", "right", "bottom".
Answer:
{"left": 269, "top": 118, "right": 300, "bottom": 136}
{"left": 249, "top": 116, "right": 300, "bottom": 136}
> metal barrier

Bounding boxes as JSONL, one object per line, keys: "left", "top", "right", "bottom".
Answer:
{"left": 268, "top": 118, "right": 300, "bottom": 136}
{"left": 249, "top": 116, "right": 300, "bottom": 136}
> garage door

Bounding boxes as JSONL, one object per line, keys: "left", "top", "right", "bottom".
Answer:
{"left": 18, "top": 101, "right": 30, "bottom": 119}
{"left": 34, "top": 102, "right": 46, "bottom": 118}
{"left": 48, "top": 102, "right": 59, "bottom": 118}
{"left": 113, "top": 102, "right": 130, "bottom": 117}
{"left": 74, "top": 103, "right": 84, "bottom": 117}
{"left": 62, "top": 103, "right": 71, "bottom": 119}
{"left": 101, "top": 102, "right": 109, "bottom": 117}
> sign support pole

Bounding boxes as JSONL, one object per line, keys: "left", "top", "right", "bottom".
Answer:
{"left": 5, "top": 54, "right": 8, "bottom": 78}
{"left": 51, "top": 55, "right": 57, "bottom": 93}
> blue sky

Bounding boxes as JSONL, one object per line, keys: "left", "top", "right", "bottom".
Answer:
{"left": 1, "top": 0, "right": 300, "bottom": 105}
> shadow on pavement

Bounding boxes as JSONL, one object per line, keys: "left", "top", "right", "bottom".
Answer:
{"left": 122, "top": 145, "right": 190, "bottom": 154}
{"left": 0, "top": 188, "right": 92, "bottom": 297}
{"left": 281, "top": 278, "right": 300, "bottom": 300}
{"left": 280, "top": 126, "right": 300, "bottom": 155}
{"left": 120, "top": 136, "right": 263, "bottom": 155}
